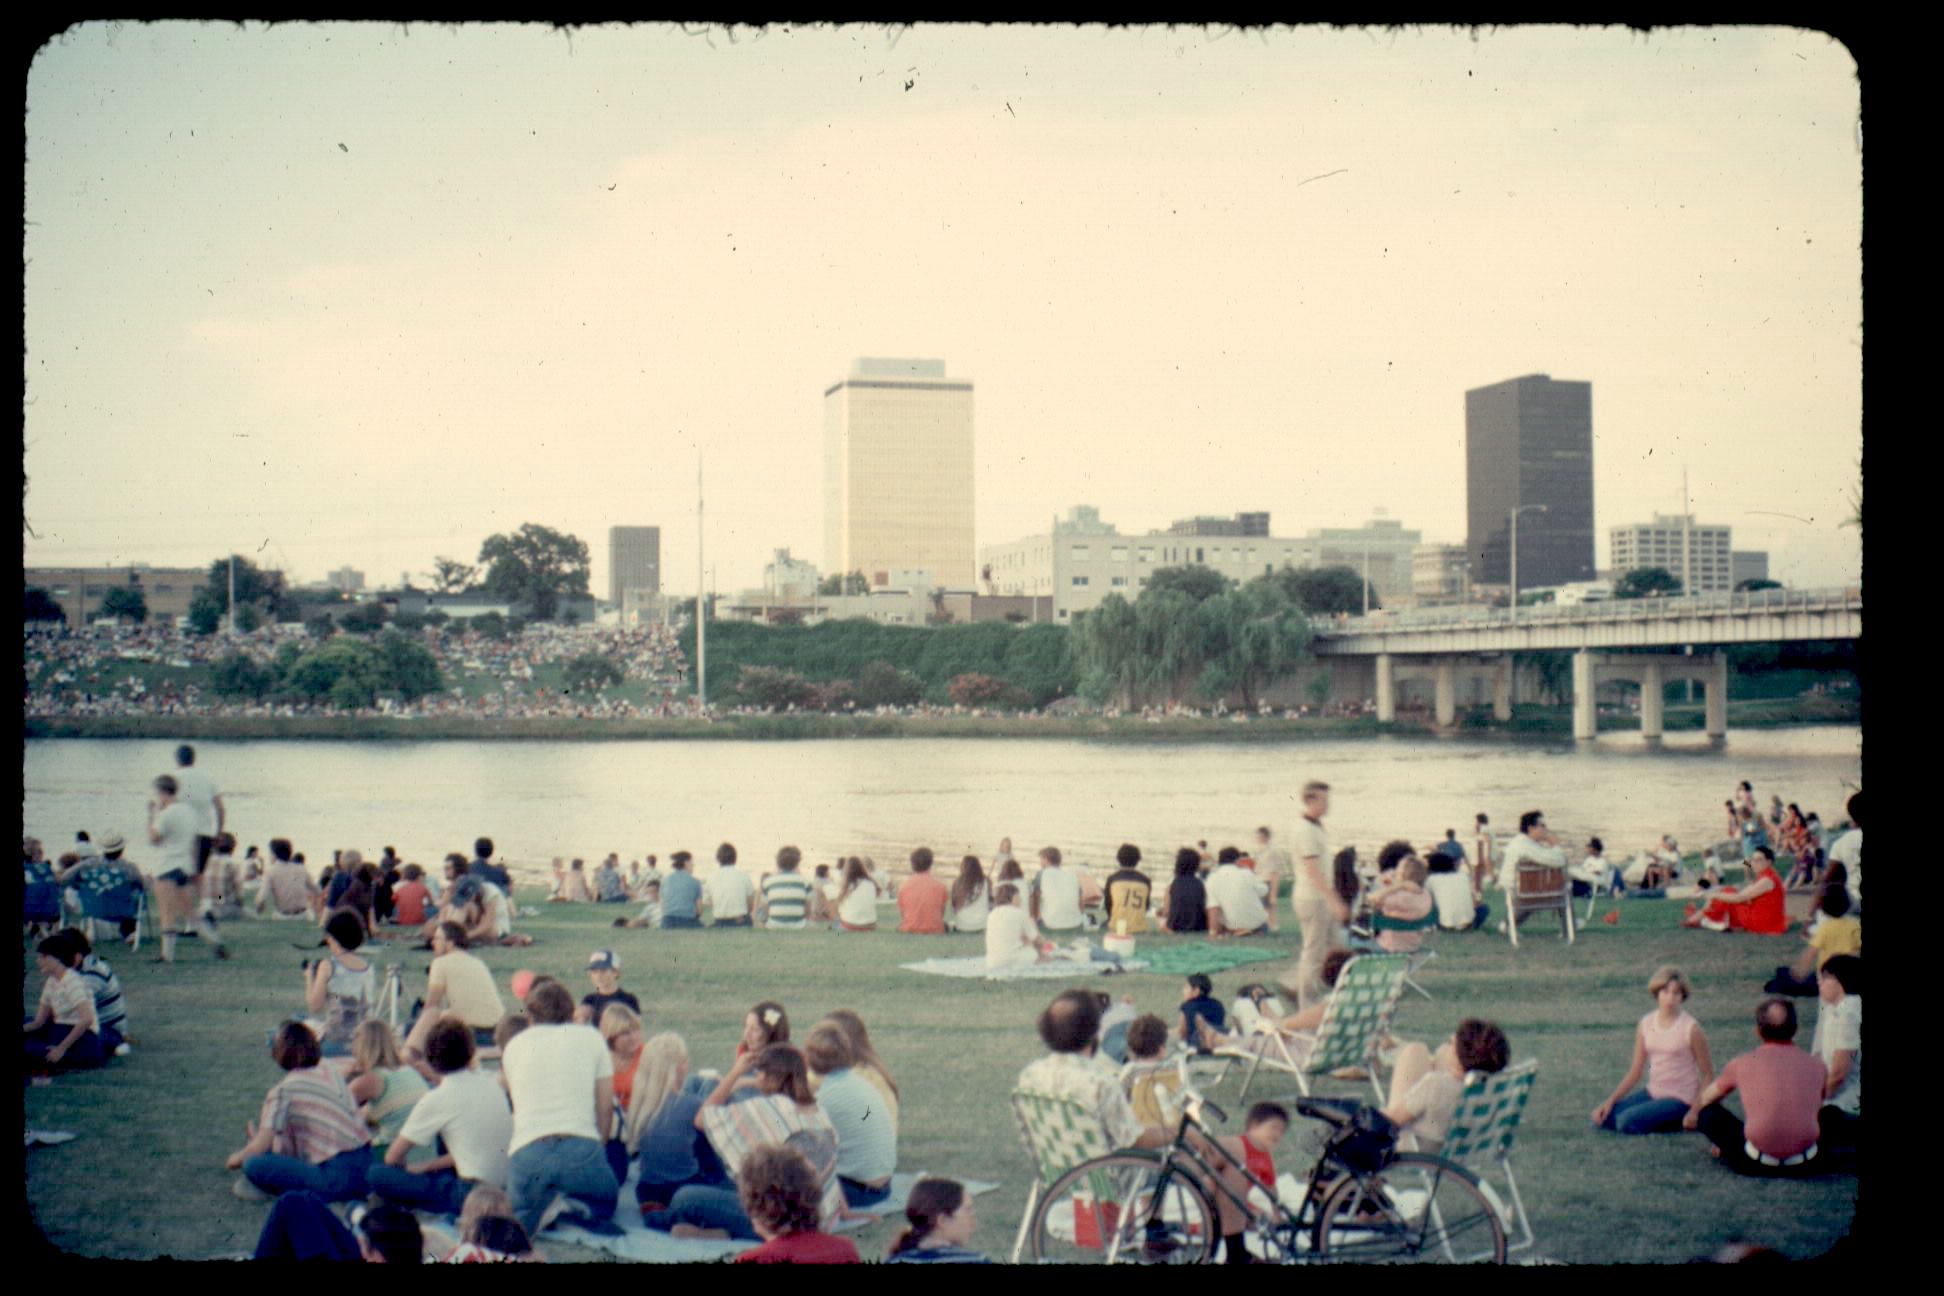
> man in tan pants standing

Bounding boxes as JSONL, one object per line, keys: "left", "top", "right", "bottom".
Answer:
{"left": 1283, "top": 781, "right": 1348, "bottom": 1008}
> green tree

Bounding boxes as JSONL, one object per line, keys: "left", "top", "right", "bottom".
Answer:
{"left": 1191, "top": 578, "right": 1311, "bottom": 709}
{"left": 305, "top": 613, "right": 337, "bottom": 639}
{"left": 1072, "top": 593, "right": 1140, "bottom": 707}
{"left": 853, "top": 660, "right": 923, "bottom": 708}
{"left": 284, "top": 637, "right": 386, "bottom": 709}
{"left": 377, "top": 629, "right": 444, "bottom": 701}
{"left": 948, "top": 672, "right": 1025, "bottom": 709}
{"left": 1000, "top": 624, "right": 1077, "bottom": 708}
{"left": 1514, "top": 651, "right": 1573, "bottom": 705}
{"left": 730, "top": 665, "right": 821, "bottom": 710}
{"left": 1735, "top": 578, "right": 1783, "bottom": 593}
{"left": 211, "top": 652, "right": 275, "bottom": 700}
{"left": 1616, "top": 567, "right": 1684, "bottom": 599}
{"left": 23, "top": 587, "right": 65, "bottom": 624}
{"left": 188, "top": 555, "right": 294, "bottom": 631}
{"left": 478, "top": 523, "right": 591, "bottom": 622}
{"left": 1143, "top": 564, "right": 1232, "bottom": 604}
{"left": 97, "top": 586, "right": 148, "bottom": 625}
{"left": 1305, "top": 669, "right": 1333, "bottom": 708}
{"left": 340, "top": 602, "right": 388, "bottom": 634}
{"left": 1274, "top": 565, "right": 1379, "bottom": 616}
{"left": 817, "top": 571, "right": 869, "bottom": 596}
{"left": 564, "top": 652, "right": 625, "bottom": 695}
{"left": 468, "top": 611, "right": 509, "bottom": 639}
{"left": 427, "top": 557, "right": 478, "bottom": 594}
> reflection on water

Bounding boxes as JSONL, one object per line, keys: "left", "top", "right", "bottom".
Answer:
{"left": 23, "top": 728, "right": 1862, "bottom": 882}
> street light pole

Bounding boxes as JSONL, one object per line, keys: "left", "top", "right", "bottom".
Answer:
{"left": 1509, "top": 504, "right": 1547, "bottom": 624}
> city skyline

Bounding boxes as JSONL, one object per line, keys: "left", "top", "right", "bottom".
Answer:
{"left": 25, "top": 23, "right": 1862, "bottom": 596}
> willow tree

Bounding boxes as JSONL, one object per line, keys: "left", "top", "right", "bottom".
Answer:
{"left": 1073, "top": 594, "right": 1141, "bottom": 708}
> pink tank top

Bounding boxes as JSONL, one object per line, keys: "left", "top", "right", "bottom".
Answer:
{"left": 1642, "top": 1010, "right": 1701, "bottom": 1104}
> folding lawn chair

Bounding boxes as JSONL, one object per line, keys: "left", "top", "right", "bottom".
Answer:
{"left": 74, "top": 864, "right": 151, "bottom": 952}
{"left": 1507, "top": 863, "right": 1574, "bottom": 947}
{"left": 1437, "top": 1059, "right": 1539, "bottom": 1256}
{"left": 1368, "top": 910, "right": 1441, "bottom": 999}
{"left": 1009, "top": 1087, "right": 1118, "bottom": 1263}
{"left": 1213, "top": 952, "right": 1408, "bottom": 1103}
{"left": 24, "top": 860, "right": 62, "bottom": 935}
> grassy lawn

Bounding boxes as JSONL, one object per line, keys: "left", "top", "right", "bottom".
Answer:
{"left": 24, "top": 887, "right": 1856, "bottom": 1262}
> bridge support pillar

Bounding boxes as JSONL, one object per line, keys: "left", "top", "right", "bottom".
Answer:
{"left": 1375, "top": 653, "right": 1395, "bottom": 723}
{"left": 1572, "top": 649, "right": 1598, "bottom": 741}
{"left": 1705, "top": 652, "right": 1729, "bottom": 738}
{"left": 1492, "top": 658, "right": 1513, "bottom": 721}
{"left": 1639, "top": 660, "right": 1665, "bottom": 740}
{"left": 1434, "top": 659, "right": 1456, "bottom": 728}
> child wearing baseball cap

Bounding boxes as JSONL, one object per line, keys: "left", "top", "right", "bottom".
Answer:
{"left": 574, "top": 949, "right": 642, "bottom": 1027}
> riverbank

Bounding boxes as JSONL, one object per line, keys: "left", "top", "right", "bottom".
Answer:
{"left": 23, "top": 694, "right": 1858, "bottom": 742}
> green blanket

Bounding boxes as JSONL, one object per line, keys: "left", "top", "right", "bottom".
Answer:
{"left": 1136, "top": 942, "right": 1284, "bottom": 977}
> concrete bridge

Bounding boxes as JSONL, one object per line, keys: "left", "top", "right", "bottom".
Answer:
{"left": 1308, "top": 586, "right": 1861, "bottom": 739}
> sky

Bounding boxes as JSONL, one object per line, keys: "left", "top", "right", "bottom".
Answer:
{"left": 24, "top": 22, "right": 1863, "bottom": 597}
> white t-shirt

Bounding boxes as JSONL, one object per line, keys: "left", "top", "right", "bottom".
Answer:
{"left": 985, "top": 904, "right": 1041, "bottom": 969}
{"left": 1426, "top": 872, "right": 1477, "bottom": 929}
{"left": 480, "top": 883, "right": 513, "bottom": 938}
{"left": 1205, "top": 864, "right": 1269, "bottom": 932}
{"left": 172, "top": 766, "right": 221, "bottom": 837}
{"left": 1289, "top": 819, "right": 1328, "bottom": 901}
{"left": 150, "top": 802, "right": 199, "bottom": 878}
{"left": 706, "top": 865, "right": 757, "bottom": 921}
{"left": 837, "top": 876, "right": 880, "bottom": 927}
{"left": 951, "top": 880, "right": 991, "bottom": 933}
{"left": 1812, "top": 994, "right": 1862, "bottom": 1116}
{"left": 1498, "top": 835, "right": 1567, "bottom": 891}
{"left": 1034, "top": 866, "right": 1085, "bottom": 931}
{"left": 396, "top": 1068, "right": 515, "bottom": 1187}
{"left": 1827, "top": 830, "right": 1862, "bottom": 905}
{"left": 500, "top": 1022, "right": 614, "bottom": 1155}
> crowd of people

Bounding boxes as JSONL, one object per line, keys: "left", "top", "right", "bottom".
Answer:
{"left": 24, "top": 748, "right": 1861, "bottom": 1262}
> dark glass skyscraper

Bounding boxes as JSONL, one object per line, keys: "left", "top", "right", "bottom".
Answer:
{"left": 1465, "top": 374, "right": 1595, "bottom": 589}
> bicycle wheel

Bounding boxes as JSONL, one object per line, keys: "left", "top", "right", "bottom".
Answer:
{"left": 1029, "top": 1151, "right": 1219, "bottom": 1264}
{"left": 1314, "top": 1153, "right": 1506, "bottom": 1264}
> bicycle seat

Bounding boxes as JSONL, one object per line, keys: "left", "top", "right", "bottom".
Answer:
{"left": 1294, "top": 1096, "right": 1369, "bottom": 1127}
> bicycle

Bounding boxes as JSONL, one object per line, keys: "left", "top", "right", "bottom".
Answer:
{"left": 1027, "top": 1054, "right": 1506, "bottom": 1264}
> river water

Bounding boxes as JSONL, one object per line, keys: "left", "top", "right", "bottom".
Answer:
{"left": 22, "top": 727, "right": 1862, "bottom": 882}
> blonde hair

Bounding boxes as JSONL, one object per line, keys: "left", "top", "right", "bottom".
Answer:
{"left": 458, "top": 1183, "right": 514, "bottom": 1236}
{"left": 599, "top": 1002, "right": 642, "bottom": 1045}
{"left": 351, "top": 1019, "right": 404, "bottom": 1073}
{"left": 1648, "top": 966, "right": 1691, "bottom": 1001}
{"left": 1402, "top": 856, "right": 1428, "bottom": 885}
{"left": 621, "top": 1032, "right": 690, "bottom": 1154}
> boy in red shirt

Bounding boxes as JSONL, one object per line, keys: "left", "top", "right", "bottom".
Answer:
{"left": 896, "top": 847, "right": 949, "bottom": 934}
{"left": 1204, "top": 1101, "right": 1290, "bottom": 1265}
{"left": 733, "top": 1144, "right": 860, "bottom": 1264}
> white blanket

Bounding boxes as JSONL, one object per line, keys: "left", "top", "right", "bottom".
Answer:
{"left": 901, "top": 955, "right": 1150, "bottom": 981}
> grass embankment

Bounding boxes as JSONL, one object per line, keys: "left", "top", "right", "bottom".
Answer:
{"left": 23, "top": 695, "right": 1858, "bottom": 743}
{"left": 25, "top": 887, "right": 1855, "bottom": 1262}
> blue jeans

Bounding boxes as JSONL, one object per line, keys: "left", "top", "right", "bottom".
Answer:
{"left": 1599, "top": 1090, "right": 1691, "bottom": 1135}
{"left": 252, "top": 1191, "right": 363, "bottom": 1261}
{"left": 243, "top": 1145, "right": 374, "bottom": 1202}
{"left": 840, "top": 1175, "right": 892, "bottom": 1209}
{"left": 508, "top": 1135, "right": 619, "bottom": 1238}
{"left": 714, "top": 915, "right": 751, "bottom": 927}
{"left": 605, "top": 1138, "right": 631, "bottom": 1190}
{"left": 365, "top": 1162, "right": 475, "bottom": 1216}
{"left": 641, "top": 1184, "right": 756, "bottom": 1240}
{"left": 662, "top": 914, "right": 701, "bottom": 929}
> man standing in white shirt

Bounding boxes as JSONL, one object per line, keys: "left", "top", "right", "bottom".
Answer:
{"left": 706, "top": 841, "right": 757, "bottom": 927}
{"left": 1029, "top": 847, "right": 1085, "bottom": 934}
{"left": 1206, "top": 849, "right": 1270, "bottom": 937}
{"left": 1285, "top": 781, "right": 1347, "bottom": 1009}
{"left": 171, "top": 745, "right": 228, "bottom": 943}
{"left": 1253, "top": 826, "right": 1289, "bottom": 933}
{"left": 1497, "top": 810, "right": 1569, "bottom": 932}
{"left": 145, "top": 774, "right": 224, "bottom": 962}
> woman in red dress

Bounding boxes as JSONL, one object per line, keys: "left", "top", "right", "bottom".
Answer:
{"left": 1684, "top": 845, "right": 1787, "bottom": 935}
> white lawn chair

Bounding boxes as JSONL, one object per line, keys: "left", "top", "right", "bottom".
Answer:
{"left": 1009, "top": 1087, "right": 1117, "bottom": 1263}
{"left": 1212, "top": 952, "right": 1409, "bottom": 1103}
{"left": 1368, "top": 910, "right": 1440, "bottom": 999}
{"left": 1507, "top": 863, "right": 1575, "bottom": 947}
{"left": 1436, "top": 1059, "right": 1539, "bottom": 1256}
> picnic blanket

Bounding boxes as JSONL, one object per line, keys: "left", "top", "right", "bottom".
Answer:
{"left": 25, "top": 1129, "right": 78, "bottom": 1149}
{"left": 522, "top": 1166, "right": 1000, "bottom": 1263}
{"left": 901, "top": 956, "right": 1150, "bottom": 981}
{"left": 1136, "top": 942, "right": 1283, "bottom": 977}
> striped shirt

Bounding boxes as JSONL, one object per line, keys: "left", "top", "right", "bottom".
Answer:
{"left": 761, "top": 872, "right": 816, "bottom": 928}
{"left": 75, "top": 954, "right": 126, "bottom": 1036}
{"left": 260, "top": 1065, "right": 371, "bottom": 1165}
{"left": 700, "top": 1095, "right": 845, "bottom": 1227}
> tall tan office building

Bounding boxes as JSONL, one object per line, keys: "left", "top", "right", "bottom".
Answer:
{"left": 823, "top": 358, "right": 975, "bottom": 591}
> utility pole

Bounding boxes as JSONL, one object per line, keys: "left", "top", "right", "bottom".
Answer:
{"left": 1683, "top": 468, "right": 1695, "bottom": 702}
{"left": 696, "top": 455, "right": 706, "bottom": 711}
{"left": 227, "top": 554, "right": 236, "bottom": 636}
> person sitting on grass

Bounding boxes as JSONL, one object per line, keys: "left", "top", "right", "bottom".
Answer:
{"left": 347, "top": 1020, "right": 434, "bottom": 1168}
{"left": 1366, "top": 855, "right": 1434, "bottom": 952}
{"left": 735, "top": 1000, "right": 791, "bottom": 1067}
{"left": 1810, "top": 955, "right": 1861, "bottom": 1163}
{"left": 834, "top": 857, "right": 881, "bottom": 932}
{"left": 366, "top": 1019, "right": 514, "bottom": 1218}
{"left": 403, "top": 922, "right": 504, "bottom": 1072}
{"left": 574, "top": 949, "right": 640, "bottom": 1026}
{"left": 1681, "top": 997, "right": 1827, "bottom": 1175}
{"left": 821, "top": 1010, "right": 901, "bottom": 1119}
{"left": 884, "top": 1177, "right": 991, "bottom": 1264}
{"left": 1206, "top": 848, "right": 1271, "bottom": 939}
{"left": 803, "top": 1023, "right": 898, "bottom": 1211}
{"left": 417, "top": 1182, "right": 548, "bottom": 1263}
{"left": 597, "top": 1004, "right": 649, "bottom": 1186}
{"left": 1425, "top": 847, "right": 1489, "bottom": 931}
{"left": 1119, "top": 1014, "right": 1187, "bottom": 1129}
{"left": 594, "top": 854, "right": 629, "bottom": 905}
{"left": 1766, "top": 886, "right": 1862, "bottom": 997}
{"left": 897, "top": 847, "right": 949, "bottom": 934}
{"left": 24, "top": 932, "right": 106, "bottom": 1078}
{"left": 615, "top": 878, "right": 663, "bottom": 930}
{"left": 1179, "top": 973, "right": 1228, "bottom": 1051}
{"left": 622, "top": 1032, "right": 732, "bottom": 1213}
{"left": 1682, "top": 845, "right": 1787, "bottom": 935}
{"left": 1591, "top": 966, "right": 1716, "bottom": 1136}
{"left": 500, "top": 976, "right": 621, "bottom": 1238}
{"left": 1029, "top": 846, "right": 1085, "bottom": 934}
{"left": 305, "top": 911, "right": 374, "bottom": 1061}
{"left": 642, "top": 1044, "right": 844, "bottom": 1241}
{"left": 1096, "top": 992, "right": 1139, "bottom": 1065}
{"left": 1381, "top": 1020, "right": 1511, "bottom": 1154}
{"left": 756, "top": 845, "right": 819, "bottom": 930}
{"left": 984, "top": 883, "right": 1048, "bottom": 970}
{"left": 732, "top": 1144, "right": 862, "bottom": 1265}
{"left": 1204, "top": 1101, "right": 1293, "bottom": 1265}
{"left": 52, "top": 927, "right": 128, "bottom": 1057}
{"left": 949, "top": 856, "right": 991, "bottom": 934}
{"left": 660, "top": 852, "right": 704, "bottom": 929}
{"left": 250, "top": 1195, "right": 422, "bottom": 1264}
{"left": 560, "top": 859, "right": 595, "bottom": 904}
{"left": 708, "top": 842, "right": 758, "bottom": 928}
{"left": 226, "top": 1020, "right": 375, "bottom": 1202}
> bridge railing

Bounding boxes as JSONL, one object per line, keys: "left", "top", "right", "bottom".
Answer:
{"left": 1322, "top": 586, "right": 1861, "bottom": 636}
